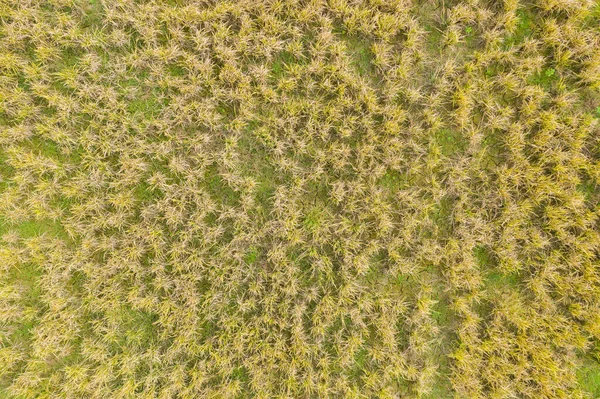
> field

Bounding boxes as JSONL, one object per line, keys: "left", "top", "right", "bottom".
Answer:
{"left": 1, "top": 0, "right": 600, "bottom": 398}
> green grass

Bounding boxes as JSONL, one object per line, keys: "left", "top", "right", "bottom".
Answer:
{"left": 424, "top": 24, "right": 444, "bottom": 54}
{"left": 167, "top": 64, "right": 186, "bottom": 77}
{"left": 435, "top": 129, "right": 467, "bottom": 157}
{"left": 339, "top": 34, "right": 374, "bottom": 76}
{"left": 270, "top": 50, "right": 307, "bottom": 81}
{"left": 271, "top": 52, "right": 294, "bottom": 79}
{"left": 244, "top": 246, "right": 260, "bottom": 264}
{"left": 484, "top": 270, "right": 520, "bottom": 289}
{"left": 577, "top": 179, "right": 597, "bottom": 203}
{"left": 528, "top": 67, "right": 559, "bottom": 90}
{"left": 237, "top": 129, "right": 278, "bottom": 207}
{"left": 134, "top": 181, "right": 162, "bottom": 203}
{"left": 118, "top": 307, "right": 158, "bottom": 348}
{"left": 303, "top": 207, "right": 324, "bottom": 230}
{"left": 474, "top": 245, "right": 520, "bottom": 289}
{"left": 204, "top": 165, "right": 240, "bottom": 206}
{"left": 474, "top": 245, "right": 493, "bottom": 268}
{"left": 425, "top": 374, "right": 453, "bottom": 399}
{"left": 578, "top": 356, "right": 600, "bottom": 398}
{"left": 430, "top": 196, "right": 454, "bottom": 236}
{"left": 379, "top": 170, "right": 408, "bottom": 190}
{"left": 503, "top": 9, "right": 534, "bottom": 48}
{"left": 127, "top": 96, "right": 165, "bottom": 118}
{"left": 78, "top": 0, "right": 104, "bottom": 29}
{"left": 0, "top": 219, "right": 69, "bottom": 241}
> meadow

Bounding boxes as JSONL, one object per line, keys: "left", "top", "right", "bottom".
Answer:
{"left": 0, "top": 0, "right": 600, "bottom": 397}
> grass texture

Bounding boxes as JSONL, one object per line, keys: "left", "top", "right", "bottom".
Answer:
{"left": 1, "top": 0, "right": 600, "bottom": 398}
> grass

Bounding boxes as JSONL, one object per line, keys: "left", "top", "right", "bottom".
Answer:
{"left": 528, "top": 67, "right": 559, "bottom": 90}
{"left": 578, "top": 356, "right": 600, "bottom": 398}
{"left": 341, "top": 35, "right": 374, "bottom": 76}
{"left": 379, "top": 170, "right": 408, "bottom": 190}
{"left": 474, "top": 245, "right": 520, "bottom": 290}
{"left": 0, "top": 218, "right": 68, "bottom": 242}
{"left": 503, "top": 9, "right": 535, "bottom": 49}
{"left": 1, "top": 0, "right": 599, "bottom": 398}
{"left": 127, "top": 96, "right": 165, "bottom": 118}
{"left": 204, "top": 165, "right": 240, "bottom": 206}
{"left": 435, "top": 129, "right": 467, "bottom": 157}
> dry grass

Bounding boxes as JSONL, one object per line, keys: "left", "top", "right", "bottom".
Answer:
{"left": 1, "top": 0, "right": 599, "bottom": 398}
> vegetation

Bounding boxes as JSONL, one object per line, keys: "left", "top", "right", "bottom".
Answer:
{"left": 0, "top": 0, "right": 599, "bottom": 397}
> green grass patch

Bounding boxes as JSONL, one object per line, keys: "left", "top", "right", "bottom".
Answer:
{"left": 28, "top": 137, "right": 61, "bottom": 159}
{"left": 270, "top": 50, "right": 307, "bottom": 81}
{"left": 167, "top": 64, "right": 186, "bottom": 77}
{"left": 18, "top": 220, "right": 65, "bottom": 240}
{"left": 431, "top": 297, "right": 451, "bottom": 326}
{"left": 134, "top": 181, "right": 162, "bottom": 203}
{"left": 474, "top": 245, "right": 493, "bottom": 267}
{"left": 349, "top": 346, "right": 369, "bottom": 381}
{"left": 127, "top": 96, "right": 165, "bottom": 118}
{"left": 425, "top": 372, "right": 453, "bottom": 399}
{"left": 78, "top": 0, "right": 104, "bottom": 29}
{"left": 238, "top": 131, "right": 277, "bottom": 204}
{"left": 244, "top": 246, "right": 260, "bottom": 264}
{"left": 339, "top": 34, "right": 374, "bottom": 76}
{"left": 528, "top": 67, "right": 558, "bottom": 90}
{"left": 577, "top": 179, "right": 597, "bottom": 203}
{"left": 484, "top": 271, "right": 519, "bottom": 290}
{"left": 578, "top": 356, "right": 600, "bottom": 398}
{"left": 7, "top": 262, "right": 42, "bottom": 304}
{"left": 424, "top": 24, "right": 444, "bottom": 54}
{"left": 26, "top": 137, "right": 82, "bottom": 164}
{"left": 0, "top": 150, "right": 15, "bottom": 190}
{"left": 303, "top": 207, "right": 323, "bottom": 231}
{"left": 113, "top": 307, "right": 158, "bottom": 349}
{"left": 481, "top": 132, "right": 504, "bottom": 168}
{"left": 464, "top": 25, "right": 478, "bottom": 48}
{"left": 0, "top": 218, "right": 69, "bottom": 242}
{"left": 475, "top": 246, "right": 520, "bottom": 289}
{"left": 503, "top": 9, "right": 534, "bottom": 49}
{"left": 204, "top": 165, "right": 240, "bottom": 206}
{"left": 430, "top": 196, "right": 454, "bottom": 236}
{"left": 271, "top": 51, "right": 294, "bottom": 79}
{"left": 435, "top": 129, "right": 467, "bottom": 157}
{"left": 379, "top": 170, "right": 407, "bottom": 191}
